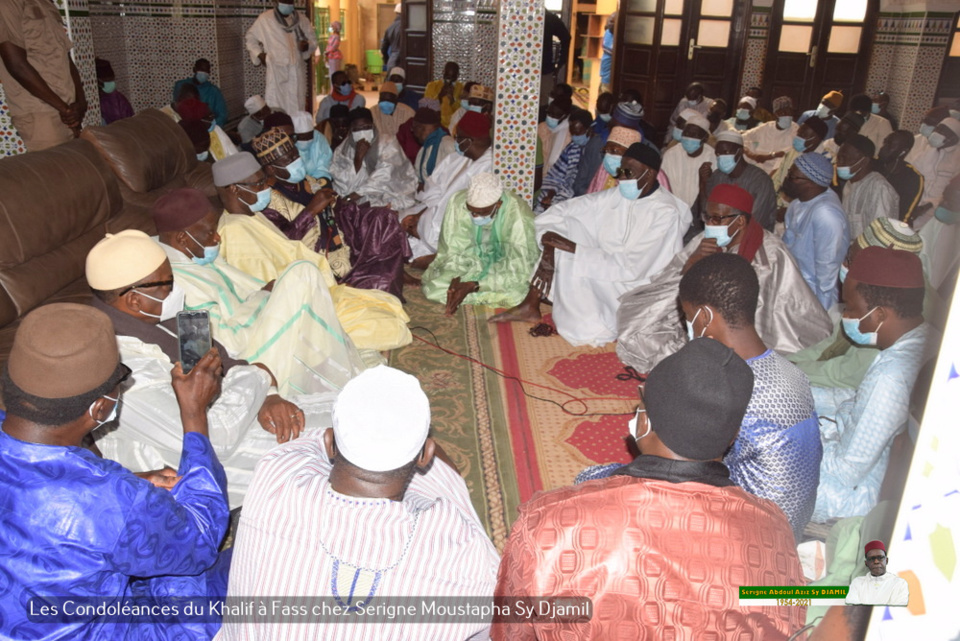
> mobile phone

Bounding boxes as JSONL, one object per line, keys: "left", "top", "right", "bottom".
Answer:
{"left": 176, "top": 310, "right": 212, "bottom": 374}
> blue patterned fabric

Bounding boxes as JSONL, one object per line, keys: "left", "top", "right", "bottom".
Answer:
{"left": 724, "top": 350, "right": 821, "bottom": 541}
{"left": 0, "top": 429, "right": 231, "bottom": 640}
{"left": 536, "top": 141, "right": 585, "bottom": 213}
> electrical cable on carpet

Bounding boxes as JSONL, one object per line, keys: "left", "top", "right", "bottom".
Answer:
{"left": 408, "top": 326, "right": 638, "bottom": 417}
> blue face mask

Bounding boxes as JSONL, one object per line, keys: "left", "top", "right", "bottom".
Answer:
{"left": 185, "top": 230, "right": 220, "bottom": 266}
{"left": 935, "top": 205, "right": 960, "bottom": 224}
{"left": 207, "top": 121, "right": 216, "bottom": 132}
{"left": 919, "top": 124, "right": 935, "bottom": 139}
{"left": 839, "top": 264, "right": 849, "bottom": 284}
{"left": 240, "top": 185, "right": 272, "bottom": 212}
{"left": 277, "top": 2, "right": 295, "bottom": 15}
{"left": 736, "top": 108, "right": 751, "bottom": 121}
{"left": 545, "top": 116, "right": 561, "bottom": 130}
{"left": 871, "top": 103, "right": 881, "bottom": 114}
{"left": 842, "top": 307, "right": 882, "bottom": 346}
{"left": 196, "top": 151, "right": 209, "bottom": 162}
{"left": 680, "top": 137, "right": 702, "bottom": 154}
{"left": 836, "top": 156, "right": 863, "bottom": 181}
{"left": 618, "top": 178, "right": 641, "bottom": 200}
{"left": 338, "top": 82, "right": 352, "bottom": 95}
{"left": 572, "top": 133, "right": 589, "bottom": 147}
{"left": 395, "top": 83, "right": 404, "bottom": 93}
{"left": 599, "top": 113, "right": 612, "bottom": 123}
{"left": 777, "top": 116, "right": 793, "bottom": 130}
{"left": 685, "top": 307, "right": 711, "bottom": 341}
{"left": 379, "top": 101, "right": 396, "bottom": 115}
{"left": 793, "top": 136, "right": 809, "bottom": 153}
{"left": 703, "top": 216, "right": 740, "bottom": 247}
{"left": 101, "top": 81, "right": 116, "bottom": 94}
{"left": 455, "top": 138, "right": 469, "bottom": 156}
{"left": 466, "top": 104, "right": 483, "bottom": 113}
{"left": 195, "top": 71, "right": 210, "bottom": 84}
{"left": 472, "top": 215, "right": 494, "bottom": 226}
{"left": 460, "top": 99, "right": 469, "bottom": 110}
{"left": 602, "top": 153, "right": 621, "bottom": 176}
{"left": 717, "top": 153, "right": 739, "bottom": 174}
{"left": 276, "top": 157, "right": 306, "bottom": 183}
{"left": 672, "top": 127, "right": 683, "bottom": 142}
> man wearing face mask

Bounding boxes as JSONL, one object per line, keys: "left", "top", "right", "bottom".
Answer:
{"left": 410, "top": 101, "right": 455, "bottom": 185}
{"left": 823, "top": 112, "right": 865, "bottom": 162}
{"left": 536, "top": 108, "right": 595, "bottom": 213}
{"left": 86, "top": 231, "right": 331, "bottom": 510}
{"left": 173, "top": 58, "right": 228, "bottom": 127}
{"left": 290, "top": 110, "right": 332, "bottom": 180}
{"left": 661, "top": 110, "right": 716, "bottom": 208}
{"left": 798, "top": 90, "right": 843, "bottom": 141}
{"left": 918, "top": 174, "right": 960, "bottom": 294}
{"left": 244, "top": 0, "right": 316, "bottom": 115}
{"left": 618, "top": 184, "right": 830, "bottom": 374}
{"left": 907, "top": 116, "right": 960, "bottom": 212}
{"left": 771, "top": 116, "right": 829, "bottom": 213}
{"left": 850, "top": 93, "right": 893, "bottom": 156}
{"left": 399, "top": 111, "right": 493, "bottom": 268}
{"left": 424, "top": 61, "right": 463, "bottom": 128}
{"left": 724, "top": 96, "right": 760, "bottom": 132}
{"left": 584, "top": 125, "right": 642, "bottom": 194}
{"left": 538, "top": 95, "right": 574, "bottom": 179}
{"left": 212, "top": 154, "right": 412, "bottom": 352}
{"left": 811, "top": 246, "right": 939, "bottom": 521}
{"left": 96, "top": 57, "right": 133, "bottom": 125}
{"left": 667, "top": 82, "right": 712, "bottom": 142}
{"left": 151, "top": 188, "right": 395, "bottom": 390}
{"left": 696, "top": 130, "right": 778, "bottom": 231}
{"left": 743, "top": 96, "right": 798, "bottom": 174}
{"left": 239, "top": 94, "right": 271, "bottom": 145}
{"left": 837, "top": 134, "right": 899, "bottom": 239}
{"left": 0, "top": 303, "right": 232, "bottom": 640}
{"left": 905, "top": 106, "right": 949, "bottom": 167}
{"left": 316, "top": 70, "right": 366, "bottom": 130}
{"left": 491, "top": 143, "right": 691, "bottom": 347}
{"left": 422, "top": 172, "right": 539, "bottom": 315}
{"left": 877, "top": 130, "right": 924, "bottom": 224}
{"left": 371, "top": 80, "right": 415, "bottom": 137}
{"left": 782, "top": 152, "right": 849, "bottom": 310}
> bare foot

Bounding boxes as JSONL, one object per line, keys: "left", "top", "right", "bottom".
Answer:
{"left": 410, "top": 254, "right": 435, "bottom": 270}
{"left": 489, "top": 300, "right": 542, "bottom": 324}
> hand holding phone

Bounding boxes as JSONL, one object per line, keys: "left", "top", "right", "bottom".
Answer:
{"left": 177, "top": 311, "right": 212, "bottom": 374}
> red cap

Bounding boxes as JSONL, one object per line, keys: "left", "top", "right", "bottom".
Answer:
{"left": 848, "top": 246, "right": 924, "bottom": 288}
{"left": 864, "top": 540, "right": 886, "bottom": 555}
{"left": 151, "top": 187, "right": 212, "bottom": 232}
{"left": 457, "top": 111, "right": 491, "bottom": 139}
{"left": 707, "top": 183, "right": 754, "bottom": 216}
{"left": 176, "top": 97, "right": 211, "bottom": 121}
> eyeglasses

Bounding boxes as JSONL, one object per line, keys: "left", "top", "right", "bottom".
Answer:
{"left": 238, "top": 177, "right": 270, "bottom": 190}
{"left": 615, "top": 166, "right": 639, "bottom": 180}
{"left": 118, "top": 279, "right": 174, "bottom": 297}
{"left": 866, "top": 554, "right": 886, "bottom": 562}
{"left": 701, "top": 213, "right": 741, "bottom": 225}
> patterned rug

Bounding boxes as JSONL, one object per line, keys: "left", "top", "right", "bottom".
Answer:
{"left": 391, "top": 287, "right": 640, "bottom": 549}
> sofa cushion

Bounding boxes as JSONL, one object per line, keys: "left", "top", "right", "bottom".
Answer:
{"left": 80, "top": 108, "right": 198, "bottom": 194}
{"left": 0, "top": 139, "right": 121, "bottom": 328}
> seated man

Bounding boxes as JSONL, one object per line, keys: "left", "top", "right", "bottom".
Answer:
{"left": 219, "top": 365, "right": 500, "bottom": 641}
{"left": 411, "top": 101, "right": 456, "bottom": 186}
{"left": 823, "top": 112, "right": 865, "bottom": 161}
{"left": 491, "top": 144, "right": 692, "bottom": 347}
{"left": 238, "top": 94, "right": 271, "bottom": 144}
{"left": 152, "top": 188, "right": 369, "bottom": 393}
{"left": 324, "top": 103, "right": 351, "bottom": 150}
{"left": 400, "top": 111, "right": 493, "bottom": 267}
{"left": 493, "top": 339, "right": 805, "bottom": 639}
{"left": 920, "top": 174, "right": 960, "bottom": 294}
{"left": 95, "top": 57, "right": 133, "bottom": 124}
{"left": 618, "top": 184, "right": 831, "bottom": 374}
{"left": 908, "top": 115, "right": 960, "bottom": 211}
{"left": 696, "top": 129, "right": 778, "bottom": 231}
{"left": 877, "top": 130, "right": 924, "bottom": 224}
{"left": 782, "top": 152, "right": 849, "bottom": 310}
{"left": 86, "top": 231, "right": 335, "bottom": 509}
{"left": 838, "top": 133, "right": 899, "bottom": 239}
{"left": 798, "top": 90, "right": 843, "bottom": 140}
{"left": 584, "top": 125, "right": 641, "bottom": 194}
{"left": 422, "top": 173, "right": 540, "bottom": 315}
{"left": 661, "top": 109, "right": 716, "bottom": 207}
{"left": 771, "top": 115, "right": 828, "bottom": 212}
{"left": 328, "top": 107, "right": 417, "bottom": 210}
{"left": 666, "top": 81, "right": 711, "bottom": 141}
{"left": 845, "top": 541, "right": 910, "bottom": 606}
{"left": 538, "top": 95, "right": 573, "bottom": 178}
{"left": 211, "top": 154, "right": 411, "bottom": 353}
{"left": 173, "top": 57, "right": 228, "bottom": 127}
{"left": 371, "top": 80, "right": 415, "bottom": 137}
{"left": 850, "top": 93, "right": 893, "bottom": 155}
{"left": 316, "top": 70, "right": 365, "bottom": 128}
{"left": 788, "top": 217, "right": 926, "bottom": 390}
{"left": 535, "top": 107, "right": 595, "bottom": 213}
{"left": 449, "top": 82, "right": 494, "bottom": 136}
{"left": 291, "top": 110, "right": 333, "bottom": 180}
{"left": 742, "top": 95, "right": 798, "bottom": 174}
{"left": 724, "top": 95, "right": 760, "bottom": 131}
{"left": 679, "top": 253, "right": 821, "bottom": 540}
{"left": 177, "top": 96, "right": 237, "bottom": 161}
{"left": 0, "top": 303, "right": 230, "bottom": 639}
{"left": 387, "top": 66, "right": 419, "bottom": 111}
{"left": 813, "top": 247, "right": 940, "bottom": 521}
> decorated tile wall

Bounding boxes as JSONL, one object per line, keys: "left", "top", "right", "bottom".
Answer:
{"left": 739, "top": 7, "right": 769, "bottom": 99}
{"left": 432, "top": 0, "right": 500, "bottom": 88}
{"left": 0, "top": 0, "right": 100, "bottom": 156}
{"left": 493, "top": 0, "right": 543, "bottom": 202}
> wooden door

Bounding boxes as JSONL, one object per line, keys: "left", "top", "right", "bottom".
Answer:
{"left": 763, "top": 0, "right": 878, "bottom": 114}
{"left": 615, "top": 0, "right": 748, "bottom": 136}
{"left": 402, "top": 0, "right": 431, "bottom": 93}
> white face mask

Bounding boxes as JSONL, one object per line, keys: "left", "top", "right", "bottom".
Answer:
{"left": 815, "top": 103, "right": 831, "bottom": 119}
{"left": 89, "top": 395, "right": 119, "bottom": 428}
{"left": 627, "top": 407, "right": 652, "bottom": 440}
{"left": 352, "top": 129, "right": 375, "bottom": 143}
{"left": 136, "top": 284, "right": 185, "bottom": 322}
{"left": 928, "top": 131, "right": 947, "bottom": 149}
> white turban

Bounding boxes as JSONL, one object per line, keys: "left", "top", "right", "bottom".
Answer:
{"left": 715, "top": 130, "right": 744, "bottom": 146}
{"left": 467, "top": 172, "right": 503, "bottom": 208}
{"left": 244, "top": 94, "right": 267, "bottom": 115}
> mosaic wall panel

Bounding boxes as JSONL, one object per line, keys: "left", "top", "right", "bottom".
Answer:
{"left": 432, "top": 0, "right": 500, "bottom": 87}
{"left": 493, "top": 0, "right": 543, "bottom": 202}
{"left": 739, "top": 7, "right": 768, "bottom": 98}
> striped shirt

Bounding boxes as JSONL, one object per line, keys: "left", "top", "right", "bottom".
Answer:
{"left": 218, "top": 432, "right": 500, "bottom": 640}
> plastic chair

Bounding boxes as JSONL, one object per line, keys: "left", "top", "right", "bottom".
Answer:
{"left": 364, "top": 49, "right": 383, "bottom": 90}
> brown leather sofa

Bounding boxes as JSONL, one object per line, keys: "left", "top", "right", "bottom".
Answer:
{"left": 0, "top": 111, "right": 220, "bottom": 404}
{"left": 80, "top": 108, "right": 217, "bottom": 232}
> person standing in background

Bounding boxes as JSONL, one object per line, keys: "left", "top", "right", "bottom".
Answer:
{"left": 245, "top": 0, "right": 317, "bottom": 115}
{"left": 324, "top": 20, "right": 342, "bottom": 92}
{"left": 600, "top": 12, "right": 616, "bottom": 93}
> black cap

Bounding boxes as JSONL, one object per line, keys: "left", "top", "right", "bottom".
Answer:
{"left": 624, "top": 142, "right": 662, "bottom": 171}
{"left": 349, "top": 107, "right": 374, "bottom": 123}
{"left": 803, "top": 116, "right": 829, "bottom": 140}
{"left": 845, "top": 133, "right": 875, "bottom": 159}
{"left": 644, "top": 338, "right": 754, "bottom": 460}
